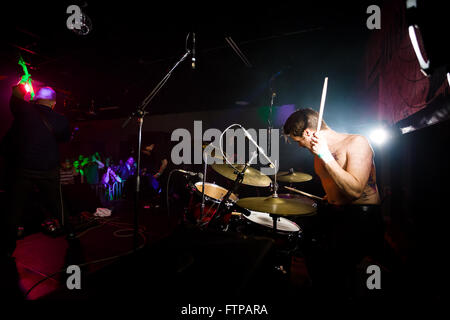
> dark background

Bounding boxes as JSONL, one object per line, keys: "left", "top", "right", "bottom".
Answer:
{"left": 0, "top": 1, "right": 378, "bottom": 131}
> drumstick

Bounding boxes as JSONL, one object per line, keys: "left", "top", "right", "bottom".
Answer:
{"left": 317, "top": 77, "right": 328, "bottom": 132}
{"left": 284, "top": 186, "right": 324, "bottom": 201}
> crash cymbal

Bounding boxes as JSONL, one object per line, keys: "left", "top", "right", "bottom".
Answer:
{"left": 211, "top": 164, "right": 272, "bottom": 187}
{"left": 236, "top": 196, "right": 317, "bottom": 216}
{"left": 274, "top": 171, "right": 313, "bottom": 183}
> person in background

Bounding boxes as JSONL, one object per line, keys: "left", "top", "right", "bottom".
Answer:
{"left": 72, "top": 158, "right": 84, "bottom": 184}
{"left": 1, "top": 85, "right": 72, "bottom": 284}
{"left": 60, "top": 158, "right": 78, "bottom": 185}
{"left": 119, "top": 156, "right": 136, "bottom": 199}
{"left": 101, "top": 162, "right": 123, "bottom": 201}
{"left": 141, "top": 143, "right": 169, "bottom": 205}
{"left": 84, "top": 154, "right": 104, "bottom": 193}
{"left": 119, "top": 156, "right": 136, "bottom": 181}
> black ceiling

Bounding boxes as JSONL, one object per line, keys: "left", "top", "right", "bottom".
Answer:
{"left": 1, "top": 0, "right": 378, "bottom": 120}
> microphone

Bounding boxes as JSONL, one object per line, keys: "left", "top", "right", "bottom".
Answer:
{"left": 177, "top": 169, "right": 203, "bottom": 179}
{"left": 241, "top": 127, "right": 275, "bottom": 169}
{"left": 191, "top": 32, "right": 196, "bottom": 69}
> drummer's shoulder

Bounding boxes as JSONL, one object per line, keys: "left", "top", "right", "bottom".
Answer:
{"left": 346, "top": 134, "right": 371, "bottom": 147}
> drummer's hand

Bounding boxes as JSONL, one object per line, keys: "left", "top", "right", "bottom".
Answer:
{"left": 323, "top": 194, "right": 328, "bottom": 202}
{"left": 311, "top": 131, "right": 333, "bottom": 164}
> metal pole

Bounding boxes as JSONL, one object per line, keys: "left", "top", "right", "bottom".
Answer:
{"left": 133, "top": 114, "right": 144, "bottom": 251}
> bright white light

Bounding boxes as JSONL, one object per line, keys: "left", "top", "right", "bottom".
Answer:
{"left": 369, "top": 128, "right": 389, "bottom": 145}
{"left": 408, "top": 25, "right": 430, "bottom": 70}
{"left": 406, "top": 0, "right": 417, "bottom": 9}
{"left": 400, "top": 126, "right": 415, "bottom": 134}
{"left": 447, "top": 72, "right": 450, "bottom": 87}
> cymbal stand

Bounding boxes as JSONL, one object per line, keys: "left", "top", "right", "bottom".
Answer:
{"left": 271, "top": 160, "right": 279, "bottom": 233}
{"left": 206, "top": 152, "right": 257, "bottom": 230}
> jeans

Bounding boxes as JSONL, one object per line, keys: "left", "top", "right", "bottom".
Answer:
{"left": 2, "top": 167, "right": 71, "bottom": 256}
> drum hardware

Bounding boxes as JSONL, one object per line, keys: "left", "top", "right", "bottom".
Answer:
{"left": 272, "top": 168, "right": 313, "bottom": 183}
{"left": 206, "top": 153, "right": 257, "bottom": 230}
{"left": 210, "top": 164, "right": 272, "bottom": 187}
{"left": 284, "top": 186, "right": 324, "bottom": 202}
{"left": 236, "top": 196, "right": 317, "bottom": 217}
{"left": 238, "top": 210, "right": 303, "bottom": 264}
{"left": 186, "top": 181, "right": 238, "bottom": 226}
{"left": 235, "top": 194, "right": 317, "bottom": 237}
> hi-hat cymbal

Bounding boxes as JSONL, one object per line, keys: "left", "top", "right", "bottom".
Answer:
{"left": 236, "top": 196, "right": 317, "bottom": 216}
{"left": 274, "top": 171, "right": 313, "bottom": 183}
{"left": 211, "top": 164, "right": 272, "bottom": 187}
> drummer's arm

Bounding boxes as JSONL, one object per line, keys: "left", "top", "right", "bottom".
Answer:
{"left": 319, "top": 136, "right": 372, "bottom": 200}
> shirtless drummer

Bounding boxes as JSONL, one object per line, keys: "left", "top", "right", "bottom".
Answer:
{"left": 283, "top": 108, "right": 385, "bottom": 299}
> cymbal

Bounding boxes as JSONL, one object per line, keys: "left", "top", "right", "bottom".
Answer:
{"left": 236, "top": 196, "right": 317, "bottom": 216}
{"left": 211, "top": 164, "right": 272, "bottom": 187}
{"left": 274, "top": 171, "right": 313, "bottom": 183}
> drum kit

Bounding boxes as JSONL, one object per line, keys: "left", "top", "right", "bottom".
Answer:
{"left": 185, "top": 160, "right": 322, "bottom": 255}
{"left": 183, "top": 77, "right": 329, "bottom": 263}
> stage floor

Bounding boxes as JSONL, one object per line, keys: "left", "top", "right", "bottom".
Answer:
{"left": 12, "top": 199, "right": 179, "bottom": 300}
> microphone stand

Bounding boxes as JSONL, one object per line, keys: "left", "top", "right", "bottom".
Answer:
{"left": 268, "top": 90, "right": 275, "bottom": 156}
{"left": 206, "top": 163, "right": 247, "bottom": 230}
{"left": 200, "top": 150, "right": 208, "bottom": 219}
{"left": 122, "top": 49, "right": 191, "bottom": 251}
{"left": 206, "top": 152, "right": 257, "bottom": 230}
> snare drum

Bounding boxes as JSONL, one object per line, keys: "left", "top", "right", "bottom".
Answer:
{"left": 187, "top": 182, "right": 238, "bottom": 225}
{"left": 240, "top": 210, "right": 302, "bottom": 251}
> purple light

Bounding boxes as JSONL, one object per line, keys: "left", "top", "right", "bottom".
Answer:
{"left": 35, "top": 87, "right": 56, "bottom": 100}
{"left": 276, "top": 104, "right": 297, "bottom": 126}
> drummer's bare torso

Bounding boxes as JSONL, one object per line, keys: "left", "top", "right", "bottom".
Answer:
{"left": 314, "top": 133, "right": 380, "bottom": 205}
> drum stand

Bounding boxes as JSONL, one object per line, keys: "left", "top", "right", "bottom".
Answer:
{"left": 270, "top": 162, "right": 280, "bottom": 234}
{"left": 206, "top": 162, "right": 251, "bottom": 230}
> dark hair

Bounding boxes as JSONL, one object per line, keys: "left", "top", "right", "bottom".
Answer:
{"left": 283, "top": 108, "right": 328, "bottom": 137}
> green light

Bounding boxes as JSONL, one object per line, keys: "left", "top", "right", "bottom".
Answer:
{"left": 257, "top": 106, "right": 271, "bottom": 122}
{"left": 18, "top": 56, "right": 35, "bottom": 100}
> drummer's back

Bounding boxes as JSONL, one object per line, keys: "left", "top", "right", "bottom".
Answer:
{"left": 313, "top": 133, "right": 380, "bottom": 206}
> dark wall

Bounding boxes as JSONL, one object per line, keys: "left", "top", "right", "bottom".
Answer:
{"left": 383, "top": 118, "right": 449, "bottom": 298}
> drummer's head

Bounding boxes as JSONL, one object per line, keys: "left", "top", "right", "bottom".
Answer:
{"left": 283, "top": 108, "right": 328, "bottom": 149}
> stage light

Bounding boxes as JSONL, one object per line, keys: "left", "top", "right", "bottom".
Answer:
{"left": 405, "top": 0, "right": 448, "bottom": 77}
{"left": 408, "top": 25, "right": 430, "bottom": 74}
{"left": 447, "top": 72, "right": 450, "bottom": 86}
{"left": 400, "top": 126, "right": 416, "bottom": 134}
{"left": 24, "top": 83, "right": 30, "bottom": 93}
{"left": 369, "top": 127, "right": 390, "bottom": 145}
